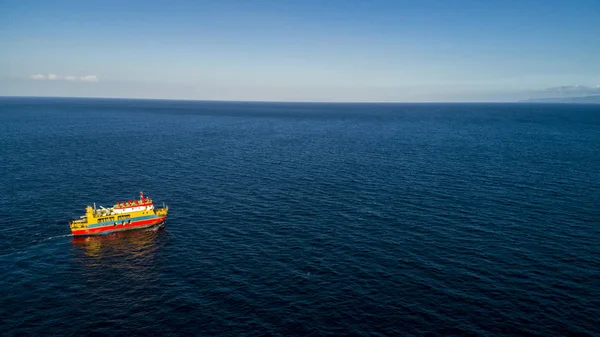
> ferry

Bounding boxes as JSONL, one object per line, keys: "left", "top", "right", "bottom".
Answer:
{"left": 69, "top": 192, "right": 168, "bottom": 236}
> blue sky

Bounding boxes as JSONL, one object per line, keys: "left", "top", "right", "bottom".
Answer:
{"left": 1, "top": 0, "right": 600, "bottom": 101}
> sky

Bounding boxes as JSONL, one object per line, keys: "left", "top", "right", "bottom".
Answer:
{"left": 1, "top": 0, "right": 600, "bottom": 102}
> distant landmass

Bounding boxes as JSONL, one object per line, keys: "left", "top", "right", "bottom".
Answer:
{"left": 520, "top": 95, "right": 600, "bottom": 103}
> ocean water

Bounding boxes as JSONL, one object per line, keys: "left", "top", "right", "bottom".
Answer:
{"left": 0, "top": 97, "right": 598, "bottom": 336}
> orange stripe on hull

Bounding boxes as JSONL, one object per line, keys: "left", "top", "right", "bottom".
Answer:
{"left": 71, "top": 217, "right": 166, "bottom": 236}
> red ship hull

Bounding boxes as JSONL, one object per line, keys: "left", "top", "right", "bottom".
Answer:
{"left": 71, "top": 216, "right": 166, "bottom": 236}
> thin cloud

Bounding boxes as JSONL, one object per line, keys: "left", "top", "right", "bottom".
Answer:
{"left": 28, "top": 73, "right": 99, "bottom": 82}
{"left": 79, "top": 75, "right": 98, "bottom": 82}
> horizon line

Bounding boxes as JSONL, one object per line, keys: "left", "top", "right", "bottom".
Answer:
{"left": 0, "top": 95, "right": 544, "bottom": 105}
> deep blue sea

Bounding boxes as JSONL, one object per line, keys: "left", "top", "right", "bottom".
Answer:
{"left": 0, "top": 97, "right": 599, "bottom": 336}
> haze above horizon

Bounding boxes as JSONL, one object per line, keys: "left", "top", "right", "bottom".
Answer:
{"left": 2, "top": 0, "right": 600, "bottom": 102}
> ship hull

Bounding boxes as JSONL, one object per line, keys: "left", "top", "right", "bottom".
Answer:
{"left": 71, "top": 216, "right": 166, "bottom": 236}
